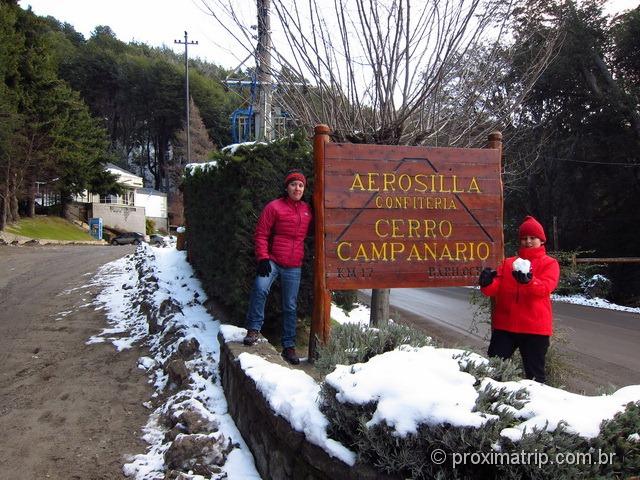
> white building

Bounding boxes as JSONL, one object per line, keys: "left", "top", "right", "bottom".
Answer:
{"left": 72, "top": 163, "right": 168, "bottom": 234}
{"left": 135, "top": 188, "right": 168, "bottom": 232}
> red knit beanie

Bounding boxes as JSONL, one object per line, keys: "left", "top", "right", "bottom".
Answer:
{"left": 284, "top": 171, "right": 306, "bottom": 186}
{"left": 519, "top": 216, "right": 546, "bottom": 242}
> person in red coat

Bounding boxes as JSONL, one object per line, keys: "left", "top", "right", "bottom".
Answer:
{"left": 243, "top": 169, "right": 313, "bottom": 365}
{"left": 479, "top": 216, "right": 560, "bottom": 383}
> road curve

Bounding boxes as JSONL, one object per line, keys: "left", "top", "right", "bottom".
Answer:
{"left": 361, "top": 287, "right": 640, "bottom": 394}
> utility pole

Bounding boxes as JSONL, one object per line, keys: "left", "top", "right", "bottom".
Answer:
{"left": 174, "top": 31, "right": 198, "bottom": 164}
{"left": 255, "top": 0, "right": 272, "bottom": 141}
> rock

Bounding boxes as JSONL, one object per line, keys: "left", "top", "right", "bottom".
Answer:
{"left": 164, "top": 426, "right": 184, "bottom": 443}
{"left": 164, "top": 433, "right": 229, "bottom": 474}
{"left": 163, "top": 470, "right": 192, "bottom": 480}
{"left": 160, "top": 325, "right": 185, "bottom": 348}
{"left": 178, "top": 409, "right": 219, "bottom": 434}
{"left": 160, "top": 298, "right": 183, "bottom": 318}
{"left": 177, "top": 338, "right": 200, "bottom": 360}
{"left": 165, "top": 359, "right": 190, "bottom": 388}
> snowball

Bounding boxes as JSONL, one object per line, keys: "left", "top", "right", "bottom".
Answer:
{"left": 513, "top": 258, "right": 531, "bottom": 273}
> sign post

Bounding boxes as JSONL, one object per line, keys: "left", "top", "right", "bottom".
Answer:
{"left": 308, "top": 126, "right": 503, "bottom": 360}
{"left": 309, "top": 125, "right": 332, "bottom": 361}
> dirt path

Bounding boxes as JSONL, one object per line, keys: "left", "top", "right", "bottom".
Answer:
{"left": 0, "top": 244, "right": 151, "bottom": 479}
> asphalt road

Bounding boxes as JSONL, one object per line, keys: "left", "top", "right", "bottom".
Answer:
{"left": 362, "top": 287, "right": 640, "bottom": 394}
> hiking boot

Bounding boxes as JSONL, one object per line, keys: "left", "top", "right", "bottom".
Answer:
{"left": 243, "top": 329, "right": 260, "bottom": 346}
{"left": 281, "top": 347, "right": 300, "bottom": 365}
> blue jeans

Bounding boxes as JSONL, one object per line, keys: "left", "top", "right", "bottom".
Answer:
{"left": 246, "top": 260, "right": 301, "bottom": 348}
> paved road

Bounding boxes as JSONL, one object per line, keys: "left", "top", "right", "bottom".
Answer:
{"left": 362, "top": 287, "right": 640, "bottom": 394}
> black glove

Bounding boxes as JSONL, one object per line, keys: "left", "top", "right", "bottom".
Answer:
{"left": 479, "top": 267, "right": 497, "bottom": 287}
{"left": 257, "top": 259, "right": 272, "bottom": 277}
{"left": 512, "top": 270, "right": 532, "bottom": 284}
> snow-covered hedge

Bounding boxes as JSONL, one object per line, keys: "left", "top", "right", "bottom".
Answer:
{"left": 317, "top": 324, "right": 640, "bottom": 479}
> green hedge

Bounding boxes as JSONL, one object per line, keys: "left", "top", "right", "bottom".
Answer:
{"left": 183, "top": 132, "right": 314, "bottom": 328}
{"left": 318, "top": 323, "right": 640, "bottom": 479}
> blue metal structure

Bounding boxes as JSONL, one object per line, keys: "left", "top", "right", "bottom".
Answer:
{"left": 231, "top": 107, "right": 254, "bottom": 143}
{"left": 227, "top": 68, "right": 294, "bottom": 143}
{"left": 89, "top": 217, "right": 103, "bottom": 240}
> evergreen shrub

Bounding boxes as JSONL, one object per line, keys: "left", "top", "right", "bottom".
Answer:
{"left": 550, "top": 250, "right": 606, "bottom": 298}
{"left": 582, "top": 274, "right": 613, "bottom": 299}
{"left": 182, "top": 132, "right": 313, "bottom": 327}
{"left": 317, "top": 323, "right": 637, "bottom": 479}
{"left": 145, "top": 218, "right": 155, "bottom": 235}
{"left": 592, "top": 401, "right": 640, "bottom": 477}
{"left": 314, "top": 322, "right": 434, "bottom": 375}
{"left": 332, "top": 290, "right": 359, "bottom": 313}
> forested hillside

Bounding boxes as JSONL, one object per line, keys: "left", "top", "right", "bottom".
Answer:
{"left": 0, "top": 0, "right": 240, "bottom": 229}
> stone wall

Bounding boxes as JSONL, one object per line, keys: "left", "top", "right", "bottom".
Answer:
{"left": 218, "top": 334, "right": 397, "bottom": 480}
{"left": 91, "top": 203, "right": 146, "bottom": 233}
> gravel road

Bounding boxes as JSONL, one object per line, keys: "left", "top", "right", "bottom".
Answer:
{"left": 0, "top": 244, "right": 150, "bottom": 479}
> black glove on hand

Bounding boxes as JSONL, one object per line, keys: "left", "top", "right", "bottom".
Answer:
{"left": 257, "top": 259, "right": 272, "bottom": 277}
{"left": 512, "top": 270, "right": 532, "bottom": 284}
{"left": 479, "top": 267, "right": 497, "bottom": 287}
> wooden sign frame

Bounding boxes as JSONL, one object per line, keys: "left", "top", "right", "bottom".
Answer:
{"left": 309, "top": 125, "right": 503, "bottom": 358}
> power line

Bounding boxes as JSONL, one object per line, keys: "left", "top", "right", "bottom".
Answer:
{"left": 548, "top": 157, "right": 639, "bottom": 167}
{"left": 174, "top": 31, "right": 198, "bottom": 165}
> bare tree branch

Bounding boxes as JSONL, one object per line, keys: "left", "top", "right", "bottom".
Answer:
{"left": 201, "top": 0, "right": 559, "bottom": 148}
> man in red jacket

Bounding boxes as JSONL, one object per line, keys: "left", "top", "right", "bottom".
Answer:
{"left": 479, "top": 216, "right": 560, "bottom": 383}
{"left": 243, "top": 169, "right": 313, "bottom": 365}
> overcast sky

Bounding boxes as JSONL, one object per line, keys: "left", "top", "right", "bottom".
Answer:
{"left": 19, "top": 0, "right": 640, "bottom": 72}
{"left": 19, "top": 0, "right": 255, "bottom": 69}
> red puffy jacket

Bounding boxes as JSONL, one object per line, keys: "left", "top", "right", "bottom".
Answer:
{"left": 481, "top": 245, "right": 560, "bottom": 335}
{"left": 254, "top": 197, "right": 312, "bottom": 268}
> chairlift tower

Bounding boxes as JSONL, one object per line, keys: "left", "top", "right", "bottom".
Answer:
{"left": 225, "top": 0, "right": 302, "bottom": 144}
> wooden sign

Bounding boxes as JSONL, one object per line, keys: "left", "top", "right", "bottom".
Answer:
{"left": 322, "top": 142, "right": 503, "bottom": 290}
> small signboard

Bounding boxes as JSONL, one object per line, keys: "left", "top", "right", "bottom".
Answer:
{"left": 89, "top": 217, "right": 103, "bottom": 240}
{"left": 322, "top": 143, "right": 503, "bottom": 290}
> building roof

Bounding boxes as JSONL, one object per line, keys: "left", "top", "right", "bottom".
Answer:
{"left": 105, "top": 162, "right": 143, "bottom": 188}
{"left": 105, "top": 162, "right": 139, "bottom": 177}
{"left": 136, "top": 188, "right": 167, "bottom": 197}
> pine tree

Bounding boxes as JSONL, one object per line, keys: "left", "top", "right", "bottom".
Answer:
{"left": 168, "top": 98, "right": 215, "bottom": 226}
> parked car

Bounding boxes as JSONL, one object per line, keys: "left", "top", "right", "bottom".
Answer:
{"left": 149, "top": 234, "right": 170, "bottom": 247}
{"left": 111, "top": 232, "right": 148, "bottom": 245}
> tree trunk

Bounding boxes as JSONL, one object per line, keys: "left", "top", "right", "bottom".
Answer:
{"left": 9, "top": 189, "right": 19, "bottom": 223}
{"left": 61, "top": 190, "right": 72, "bottom": 220}
{"left": 1, "top": 165, "right": 8, "bottom": 230}
{"left": 370, "top": 288, "right": 390, "bottom": 327}
{"left": 0, "top": 195, "right": 6, "bottom": 231}
{"left": 27, "top": 183, "right": 36, "bottom": 217}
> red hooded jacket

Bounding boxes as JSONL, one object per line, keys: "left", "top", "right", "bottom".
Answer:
{"left": 254, "top": 197, "right": 312, "bottom": 268}
{"left": 481, "top": 245, "right": 560, "bottom": 335}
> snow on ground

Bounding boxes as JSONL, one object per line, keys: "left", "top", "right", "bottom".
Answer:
{"left": 91, "top": 246, "right": 260, "bottom": 479}
{"left": 89, "top": 245, "right": 640, "bottom": 479}
{"left": 551, "top": 293, "right": 640, "bottom": 314}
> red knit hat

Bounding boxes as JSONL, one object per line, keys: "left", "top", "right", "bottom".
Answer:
{"left": 284, "top": 170, "right": 306, "bottom": 186}
{"left": 519, "top": 216, "right": 546, "bottom": 242}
